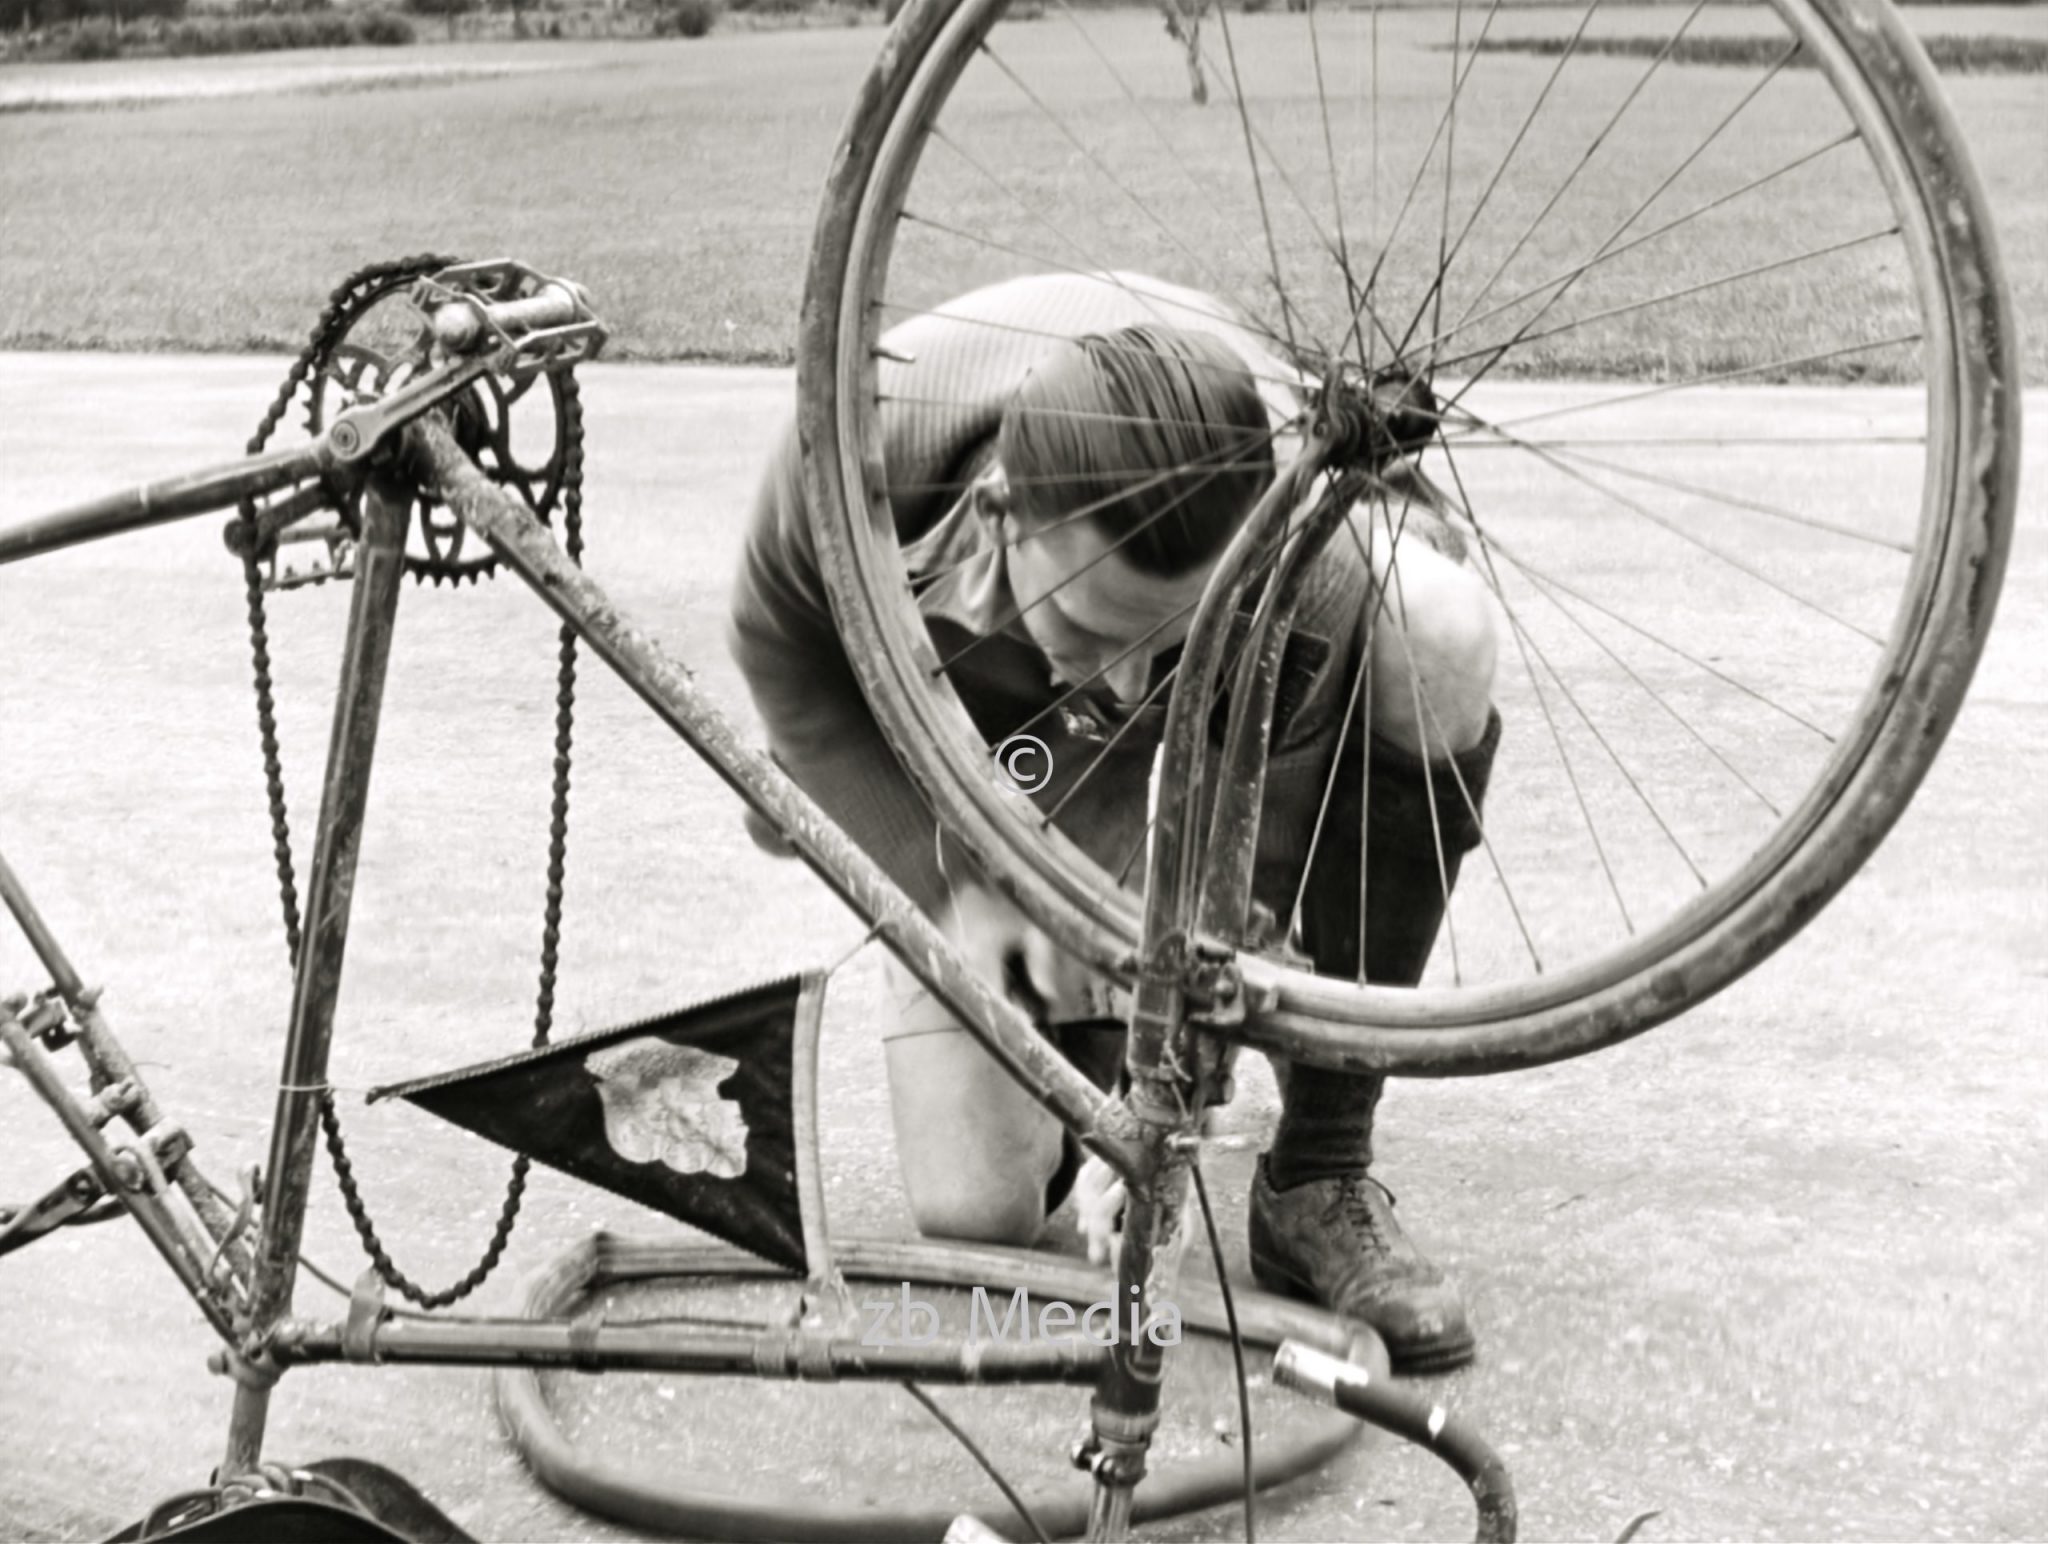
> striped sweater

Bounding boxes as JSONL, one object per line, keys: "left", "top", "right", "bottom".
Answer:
{"left": 727, "top": 271, "right": 1382, "bottom": 925}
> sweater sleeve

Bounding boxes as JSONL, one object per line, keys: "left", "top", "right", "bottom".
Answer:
{"left": 726, "top": 413, "right": 954, "bottom": 917}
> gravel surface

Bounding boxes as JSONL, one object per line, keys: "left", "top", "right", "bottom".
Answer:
{"left": 1, "top": 354, "right": 2042, "bottom": 1542}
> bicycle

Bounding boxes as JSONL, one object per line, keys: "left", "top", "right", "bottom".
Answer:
{"left": 0, "top": 0, "right": 2018, "bottom": 1534}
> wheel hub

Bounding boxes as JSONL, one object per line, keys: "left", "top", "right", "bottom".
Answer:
{"left": 1316, "top": 364, "right": 1440, "bottom": 473}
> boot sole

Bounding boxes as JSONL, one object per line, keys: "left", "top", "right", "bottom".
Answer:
{"left": 1249, "top": 1250, "right": 1477, "bottom": 1376}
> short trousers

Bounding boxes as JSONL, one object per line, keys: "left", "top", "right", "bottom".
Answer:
{"left": 879, "top": 706, "right": 1504, "bottom": 1039}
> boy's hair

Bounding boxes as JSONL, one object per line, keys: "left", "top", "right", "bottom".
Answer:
{"left": 996, "top": 323, "right": 1273, "bottom": 578}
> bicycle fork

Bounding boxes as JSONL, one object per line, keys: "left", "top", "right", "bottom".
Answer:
{"left": 1075, "top": 453, "right": 1353, "bottom": 1543}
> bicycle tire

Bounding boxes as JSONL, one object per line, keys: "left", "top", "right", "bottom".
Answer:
{"left": 796, "top": 0, "right": 2018, "bottom": 1073}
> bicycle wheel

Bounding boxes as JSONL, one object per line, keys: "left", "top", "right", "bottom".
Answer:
{"left": 797, "top": 0, "right": 2018, "bottom": 1073}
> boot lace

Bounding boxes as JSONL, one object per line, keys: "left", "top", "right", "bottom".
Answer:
{"left": 1335, "top": 1173, "right": 1401, "bottom": 1245}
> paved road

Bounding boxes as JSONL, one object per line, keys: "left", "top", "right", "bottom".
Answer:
{"left": 1, "top": 354, "right": 2043, "bottom": 1542}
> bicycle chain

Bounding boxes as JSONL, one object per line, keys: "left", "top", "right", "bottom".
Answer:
{"left": 234, "top": 255, "right": 586, "bottom": 1308}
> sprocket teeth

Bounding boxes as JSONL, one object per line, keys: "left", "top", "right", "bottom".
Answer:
{"left": 251, "top": 255, "right": 579, "bottom": 595}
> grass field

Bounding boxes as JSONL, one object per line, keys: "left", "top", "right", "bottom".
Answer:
{"left": 0, "top": 5, "right": 2040, "bottom": 379}
{"left": 1470, "top": 30, "right": 2048, "bottom": 69}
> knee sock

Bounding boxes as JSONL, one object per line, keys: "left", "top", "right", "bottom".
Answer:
{"left": 1268, "top": 1064, "right": 1384, "bottom": 1189}
{"left": 1267, "top": 714, "right": 1500, "bottom": 1192}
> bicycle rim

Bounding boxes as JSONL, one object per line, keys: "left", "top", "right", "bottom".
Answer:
{"left": 798, "top": 0, "right": 2018, "bottom": 1072}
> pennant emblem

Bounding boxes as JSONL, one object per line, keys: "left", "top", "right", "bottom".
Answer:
{"left": 372, "top": 974, "right": 820, "bottom": 1273}
{"left": 587, "top": 1041, "right": 748, "bottom": 1178}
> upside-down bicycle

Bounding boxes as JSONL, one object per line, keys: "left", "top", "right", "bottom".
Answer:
{"left": 0, "top": 0, "right": 2017, "bottom": 1536}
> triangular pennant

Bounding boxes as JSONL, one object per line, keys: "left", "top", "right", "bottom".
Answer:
{"left": 373, "top": 975, "right": 816, "bottom": 1273}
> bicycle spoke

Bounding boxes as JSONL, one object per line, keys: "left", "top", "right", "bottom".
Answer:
{"left": 1509, "top": 568, "right": 1710, "bottom": 888}
{"left": 923, "top": 426, "right": 1289, "bottom": 678}
{"left": 1115, "top": 806, "right": 1158, "bottom": 890}
{"left": 1390, "top": 0, "right": 1606, "bottom": 364}
{"left": 871, "top": 298, "right": 1313, "bottom": 399}
{"left": 1430, "top": 226, "right": 1898, "bottom": 377}
{"left": 1039, "top": 516, "right": 1319, "bottom": 825}
{"left": 1213, "top": 0, "right": 1305, "bottom": 363}
{"left": 1356, "top": 510, "right": 1376, "bottom": 984}
{"left": 1409, "top": 131, "right": 1859, "bottom": 364}
{"left": 1517, "top": 557, "right": 1785, "bottom": 818}
{"left": 1368, "top": 1, "right": 1382, "bottom": 368}
{"left": 1432, "top": 0, "right": 1712, "bottom": 357}
{"left": 1369, "top": 504, "right": 1464, "bottom": 981}
{"left": 1362, "top": 487, "right": 1542, "bottom": 972}
{"left": 1440, "top": 333, "right": 1921, "bottom": 437}
{"left": 1424, "top": 0, "right": 1469, "bottom": 370}
{"left": 1455, "top": 411, "right": 1889, "bottom": 646}
{"left": 1439, "top": 469, "right": 1637, "bottom": 932}
{"left": 1286, "top": 571, "right": 1371, "bottom": 943}
{"left": 1346, "top": 0, "right": 1504, "bottom": 308}
{"left": 902, "top": 140, "right": 1306, "bottom": 368}
{"left": 1464, "top": 528, "right": 1837, "bottom": 741}
{"left": 1289, "top": 476, "right": 1434, "bottom": 976}
{"left": 998, "top": 602, "right": 1195, "bottom": 746}
{"left": 894, "top": 455, "right": 1285, "bottom": 502}
{"left": 1534, "top": 444, "right": 1914, "bottom": 553}
{"left": 882, "top": 388, "right": 1300, "bottom": 437}
{"left": 1048, "top": 0, "right": 1331, "bottom": 354}
{"left": 1305, "top": 0, "right": 1362, "bottom": 331}
{"left": 1342, "top": 0, "right": 1509, "bottom": 371}
{"left": 1433, "top": 439, "right": 1782, "bottom": 818}
{"left": 903, "top": 459, "right": 1287, "bottom": 592}
{"left": 1104, "top": 609, "right": 1286, "bottom": 887}
{"left": 1183, "top": 10, "right": 1418, "bottom": 367}
{"left": 907, "top": 457, "right": 1284, "bottom": 592}
{"left": 973, "top": 40, "right": 1307, "bottom": 356}
{"left": 1412, "top": 468, "right": 1571, "bottom": 960}
{"left": 1445, "top": 434, "right": 1924, "bottom": 450}
{"left": 1437, "top": 34, "right": 1808, "bottom": 408}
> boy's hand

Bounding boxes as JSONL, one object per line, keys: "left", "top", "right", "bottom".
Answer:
{"left": 1073, "top": 1155, "right": 1126, "bottom": 1266}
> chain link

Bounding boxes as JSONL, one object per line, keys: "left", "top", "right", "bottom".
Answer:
{"left": 237, "top": 256, "right": 585, "bottom": 1308}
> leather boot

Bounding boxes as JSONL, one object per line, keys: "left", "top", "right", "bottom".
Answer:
{"left": 1248, "top": 1155, "right": 1474, "bottom": 1372}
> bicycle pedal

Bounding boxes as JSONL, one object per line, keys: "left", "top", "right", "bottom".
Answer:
{"left": 0, "top": 1163, "right": 118, "bottom": 1257}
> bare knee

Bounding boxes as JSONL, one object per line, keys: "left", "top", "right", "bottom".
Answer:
{"left": 907, "top": 1167, "right": 1048, "bottom": 1246}
{"left": 1370, "top": 546, "right": 1497, "bottom": 756}
{"left": 885, "top": 1025, "right": 1064, "bottom": 1247}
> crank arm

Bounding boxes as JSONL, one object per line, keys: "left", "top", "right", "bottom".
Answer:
{"left": 320, "top": 354, "right": 494, "bottom": 464}
{"left": 228, "top": 479, "right": 355, "bottom": 563}
{"left": 0, "top": 1163, "right": 117, "bottom": 1257}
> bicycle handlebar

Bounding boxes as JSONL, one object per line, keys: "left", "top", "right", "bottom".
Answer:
{"left": 0, "top": 440, "right": 324, "bottom": 568}
{"left": 1276, "top": 1339, "right": 1519, "bottom": 1543}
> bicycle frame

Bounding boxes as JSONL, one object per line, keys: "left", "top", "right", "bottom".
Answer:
{"left": 0, "top": 396, "right": 1346, "bottom": 1537}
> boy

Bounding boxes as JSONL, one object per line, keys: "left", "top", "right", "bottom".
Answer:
{"left": 729, "top": 272, "right": 1498, "bottom": 1370}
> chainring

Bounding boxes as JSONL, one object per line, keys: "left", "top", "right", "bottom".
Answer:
{"left": 257, "top": 259, "right": 581, "bottom": 586}
{"left": 234, "top": 254, "right": 589, "bottom": 1307}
